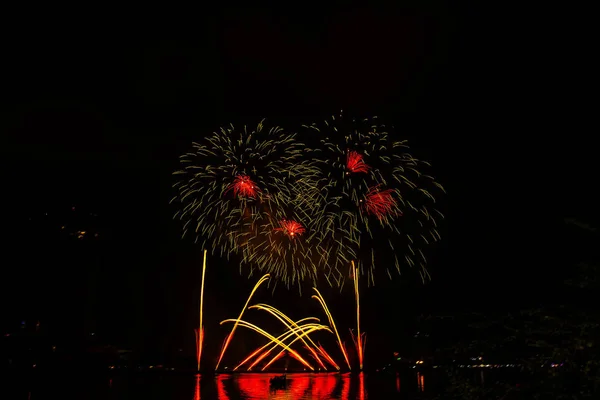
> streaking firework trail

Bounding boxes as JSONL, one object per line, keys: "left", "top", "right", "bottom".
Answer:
{"left": 247, "top": 323, "right": 325, "bottom": 371}
{"left": 304, "top": 111, "right": 445, "bottom": 285}
{"left": 215, "top": 274, "right": 270, "bottom": 371}
{"left": 249, "top": 304, "right": 327, "bottom": 370}
{"left": 220, "top": 318, "right": 325, "bottom": 370}
{"left": 352, "top": 261, "right": 366, "bottom": 370}
{"left": 233, "top": 317, "right": 320, "bottom": 371}
{"left": 260, "top": 324, "right": 331, "bottom": 371}
{"left": 312, "top": 288, "right": 351, "bottom": 370}
{"left": 195, "top": 250, "right": 208, "bottom": 371}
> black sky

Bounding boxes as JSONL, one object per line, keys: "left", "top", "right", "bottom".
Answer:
{"left": 1, "top": 4, "right": 596, "bottom": 362}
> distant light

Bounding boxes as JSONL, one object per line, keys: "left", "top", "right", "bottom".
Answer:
{"left": 91, "top": 332, "right": 95, "bottom": 336}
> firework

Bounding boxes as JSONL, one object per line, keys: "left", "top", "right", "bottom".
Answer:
{"left": 352, "top": 261, "right": 366, "bottom": 370}
{"left": 260, "top": 324, "right": 329, "bottom": 371}
{"left": 249, "top": 304, "right": 327, "bottom": 369}
{"left": 248, "top": 323, "right": 326, "bottom": 371}
{"left": 274, "top": 219, "right": 306, "bottom": 239}
{"left": 238, "top": 180, "right": 336, "bottom": 289}
{"left": 195, "top": 250, "right": 208, "bottom": 371}
{"left": 173, "top": 119, "right": 333, "bottom": 288}
{"left": 304, "top": 111, "right": 445, "bottom": 285}
{"left": 220, "top": 318, "right": 319, "bottom": 370}
{"left": 233, "top": 317, "right": 320, "bottom": 371}
{"left": 312, "top": 288, "right": 351, "bottom": 370}
{"left": 172, "top": 120, "right": 317, "bottom": 262}
{"left": 215, "top": 274, "right": 270, "bottom": 371}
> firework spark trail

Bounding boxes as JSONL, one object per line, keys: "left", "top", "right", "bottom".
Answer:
{"left": 249, "top": 304, "right": 327, "bottom": 370}
{"left": 315, "top": 343, "right": 340, "bottom": 370}
{"left": 215, "top": 274, "right": 270, "bottom": 371}
{"left": 234, "top": 318, "right": 320, "bottom": 371}
{"left": 260, "top": 325, "right": 331, "bottom": 371}
{"left": 273, "top": 219, "right": 306, "bottom": 239}
{"left": 346, "top": 150, "right": 370, "bottom": 174}
{"left": 248, "top": 324, "right": 326, "bottom": 371}
{"left": 312, "top": 287, "right": 351, "bottom": 370}
{"left": 363, "top": 185, "right": 398, "bottom": 220}
{"left": 352, "top": 261, "right": 365, "bottom": 370}
{"left": 220, "top": 318, "right": 318, "bottom": 370}
{"left": 195, "top": 250, "right": 208, "bottom": 371}
{"left": 244, "top": 323, "right": 323, "bottom": 370}
{"left": 224, "top": 174, "right": 260, "bottom": 198}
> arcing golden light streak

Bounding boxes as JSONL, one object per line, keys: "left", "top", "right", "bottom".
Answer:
{"left": 220, "top": 318, "right": 315, "bottom": 370}
{"left": 196, "top": 249, "right": 208, "bottom": 371}
{"left": 261, "top": 325, "right": 331, "bottom": 371}
{"left": 236, "top": 320, "right": 319, "bottom": 371}
{"left": 215, "top": 274, "right": 270, "bottom": 371}
{"left": 248, "top": 323, "right": 325, "bottom": 371}
{"left": 250, "top": 304, "right": 329, "bottom": 370}
{"left": 352, "top": 261, "right": 364, "bottom": 370}
{"left": 312, "top": 287, "right": 351, "bottom": 370}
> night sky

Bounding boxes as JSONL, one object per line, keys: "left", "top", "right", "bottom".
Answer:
{"left": 1, "top": 5, "right": 596, "bottom": 365}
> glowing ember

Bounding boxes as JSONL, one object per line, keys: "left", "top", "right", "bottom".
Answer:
{"left": 363, "top": 185, "right": 398, "bottom": 219}
{"left": 346, "top": 150, "right": 370, "bottom": 174}
{"left": 228, "top": 174, "right": 258, "bottom": 198}
{"left": 275, "top": 219, "right": 306, "bottom": 238}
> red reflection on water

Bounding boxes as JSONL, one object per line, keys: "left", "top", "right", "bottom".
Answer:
{"left": 340, "top": 373, "right": 351, "bottom": 399}
{"left": 396, "top": 372, "right": 401, "bottom": 392}
{"left": 193, "top": 374, "right": 200, "bottom": 400}
{"left": 310, "top": 374, "right": 337, "bottom": 398}
{"left": 236, "top": 374, "right": 270, "bottom": 398}
{"left": 216, "top": 375, "right": 230, "bottom": 400}
{"left": 417, "top": 372, "right": 425, "bottom": 392}
{"left": 234, "top": 374, "right": 318, "bottom": 399}
{"left": 358, "top": 372, "right": 365, "bottom": 400}
{"left": 286, "top": 375, "right": 310, "bottom": 399}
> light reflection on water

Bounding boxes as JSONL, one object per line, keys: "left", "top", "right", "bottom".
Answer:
{"left": 204, "top": 372, "right": 415, "bottom": 399}
{"left": 21, "top": 371, "right": 430, "bottom": 399}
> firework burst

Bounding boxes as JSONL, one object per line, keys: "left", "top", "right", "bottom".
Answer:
{"left": 238, "top": 187, "right": 335, "bottom": 289}
{"left": 304, "top": 111, "right": 445, "bottom": 285}
{"left": 274, "top": 219, "right": 306, "bottom": 239}
{"left": 172, "top": 120, "right": 317, "bottom": 262}
{"left": 362, "top": 185, "right": 398, "bottom": 220}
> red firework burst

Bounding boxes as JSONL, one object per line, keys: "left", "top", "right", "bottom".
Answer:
{"left": 274, "top": 219, "right": 306, "bottom": 239}
{"left": 363, "top": 185, "right": 399, "bottom": 220}
{"left": 227, "top": 174, "right": 259, "bottom": 198}
{"left": 346, "top": 150, "right": 370, "bottom": 174}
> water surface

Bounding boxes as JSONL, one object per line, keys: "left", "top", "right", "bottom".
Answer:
{"left": 20, "top": 372, "right": 433, "bottom": 399}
